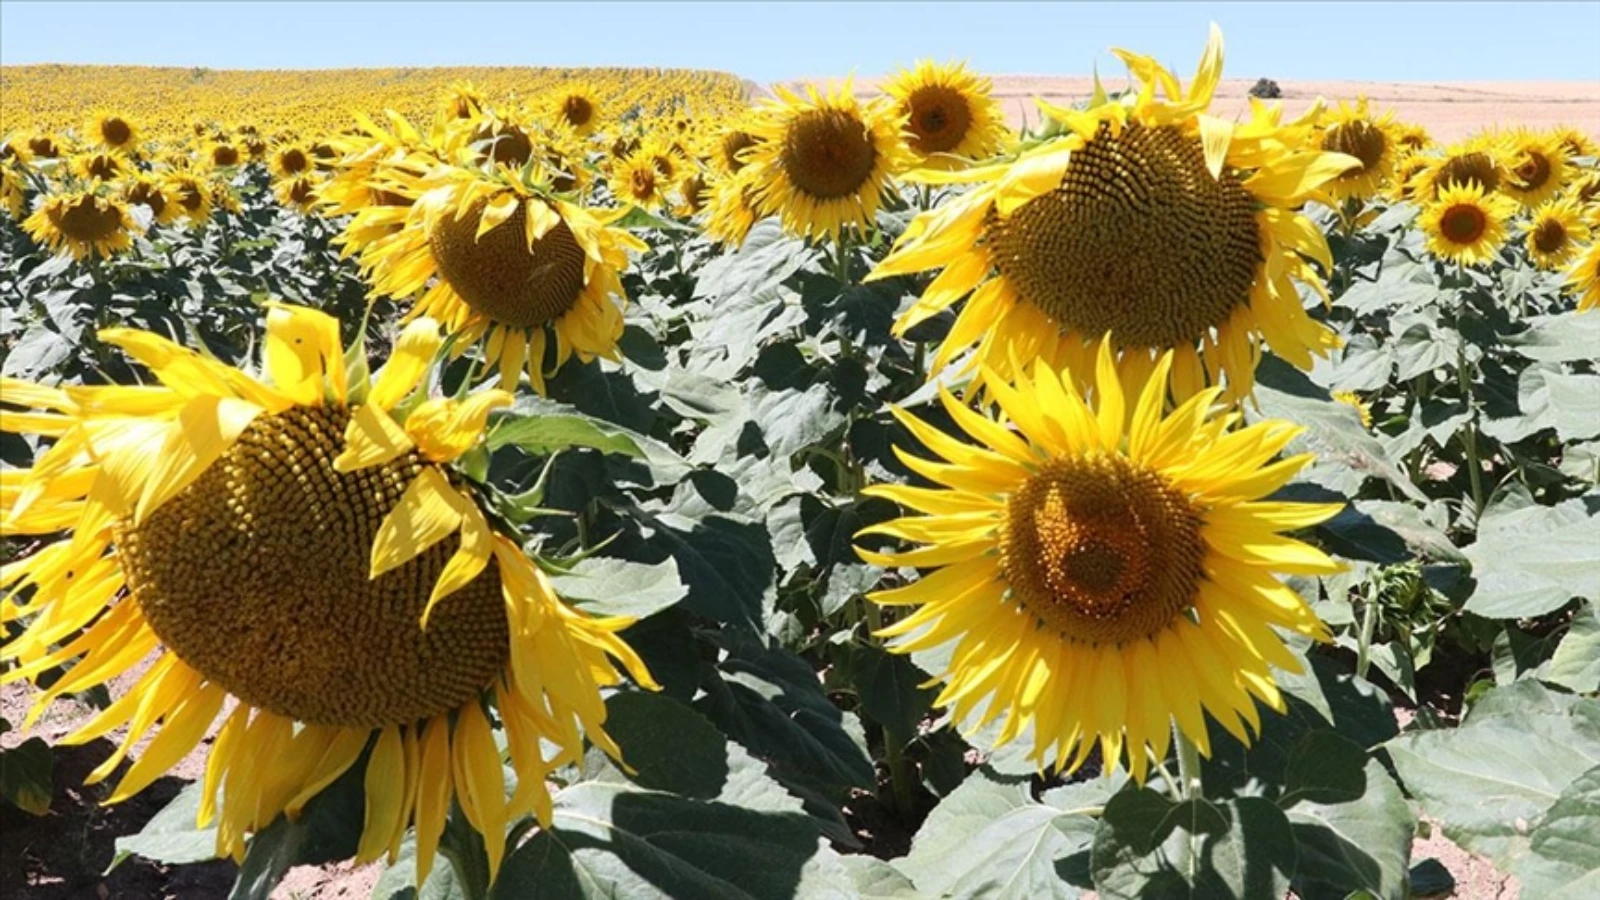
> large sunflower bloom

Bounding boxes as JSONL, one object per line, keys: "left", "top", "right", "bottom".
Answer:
{"left": 22, "top": 190, "right": 137, "bottom": 260}
{"left": 745, "top": 80, "right": 912, "bottom": 242}
{"left": 1420, "top": 181, "right": 1516, "bottom": 267}
{"left": 351, "top": 163, "right": 645, "bottom": 393}
{"left": 0, "top": 305, "right": 655, "bottom": 883}
{"left": 1522, "top": 196, "right": 1590, "bottom": 270}
{"left": 883, "top": 60, "right": 1010, "bottom": 169}
{"left": 870, "top": 26, "right": 1356, "bottom": 401}
{"left": 855, "top": 340, "right": 1341, "bottom": 780}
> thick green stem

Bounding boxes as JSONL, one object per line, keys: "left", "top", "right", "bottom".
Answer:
{"left": 1354, "top": 583, "right": 1379, "bottom": 681}
{"left": 883, "top": 730, "right": 915, "bottom": 816}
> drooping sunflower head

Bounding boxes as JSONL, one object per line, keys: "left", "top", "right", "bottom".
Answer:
{"left": 273, "top": 174, "right": 321, "bottom": 211}
{"left": 1392, "top": 120, "right": 1434, "bottom": 156}
{"left": 1421, "top": 139, "right": 1506, "bottom": 199}
{"left": 27, "top": 133, "right": 64, "bottom": 160}
{"left": 441, "top": 80, "right": 492, "bottom": 122}
{"left": 745, "top": 80, "right": 912, "bottom": 242}
{"left": 1388, "top": 153, "right": 1433, "bottom": 203}
{"left": 1522, "top": 196, "right": 1590, "bottom": 270}
{"left": 1550, "top": 125, "right": 1598, "bottom": 160}
{"left": 1331, "top": 390, "right": 1373, "bottom": 429}
{"left": 1567, "top": 241, "right": 1599, "bottom": 312}
{"left": 610, "top": 153, "right": 666, "bottom": 211}
{"left": 1317, "top": 98, "right": 1398, "bottom": 201}
{"left": 714, "top": 121, "right": 759, "bottom": 175}
{"left": 704, "top": 170, "right": 763, "bottom": 248}
{"left": 674, "top": 170, "right": 709, "bottom": 217}
{"left": 0, "top": 163, "right": 26, "bottom": 220}
{"left": 71, "top": 150, "right": 127, "bottom": 182}
{"left": 350, "top": 163, "right": 646, "bottom": 394}
{"left": 271, "top": 143, "right": 314, "bottom": 180}
{"left": 22, "top": 190, "right": 137, "bottom": 260}
{"left": 1501, "top": 129, "right": 1570, "bottom": 209}
{"left": 883, "top": 59, "right": 1010, "bottom": 168}
{"left": 121, "top": 175, "right": 181, "bottom": 226}
{"left": 0, "top": 305, "right": 656, "bottom": 885}
{"left": 856, "top": 341, "right": 1340, "bottom": 779}
{"left": 85, "top": 111, "right": 139, "bottom": 153}
{"left": 871, "top": 26, "right": 1356, "bottom": 402}
{"left": 547, "top": 83, "right": 603, "bottom": 136}
{"left": 1420, "top": 180, "right": 1517, "bottom": 267}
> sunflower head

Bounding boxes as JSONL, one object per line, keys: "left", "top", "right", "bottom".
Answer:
{"left": 1523, "top": 196, "right": 1591, "bottom": 270}
{"left": 715, "top": 123, "right": 759, "bottom": 174}
{"left": 1317, "top": 99, "right": 1398, "bottom": 201}
{"left": 883, "top": 60, "right": 1010, "bottom": 168}
{"left": 856, "top": 340, "right": 1340, "bottom": 780}
{"left": 163, "top": 172, "right": 216, "bottom": 226}
{"left": 872, "top": 26, "right": 1354, "bottom": 402}
{"left": 271, "top": 143, "right": 314, "bottom": 180}
{"left": 1420, "top": 180, "right": 1517, "bottom": 267}
{"left": 22, "top": 190, "right": 137, "bottom": 260}
{"left": 745, "top": 80, "right": 912, "bottom": 242}
{"left": 27, "top": 133, "right": 64, "bottom": 159}
{"left": 1502, "top": 129, "right": 1569, "bottom": 208}
{"left": 0, "top": 164, "right": 26, "bottom": 220}
{"left": 1423, "top": 141, "right": 1505, "bottom": 198}
{"left": 71, "top": 150, "right": 126, "bottom": 182}
{"left": 674, "top": 170, "right": 708, "bottom": 217}
{"left": 349, "top": 164, "right": 645, "bottom": 394}
{"left": 1389, "top": 154, "right": 1433, "bottom": 203}
{"left": 1567, "top": 241, "right": 1600, "bottom": 312}
{"left": 274, "top": 174, "right": 321, "bottom": 211}
{"left": 441, "top": 80, "right": 491, "bottom": 122}
{"left": 206, "top": 140, "right": 241, "bottom": 170}
{"left": 548, "top": 84, "right": 602, "bottom": 136}
{"left": 1332, "top": 390, "right": 1373, "bottom": 429}
{"left": 1550, "top": 125, "right": 1598, "bottom": 160}
{"left": 85, "top": 112, "right": 139, "bottom": 152}
{"left": 705, "top": 170, "right": 762, "bottom": 248}
{"left": 121, "top": 175, "right": 181, "bottom": 226}
{"left": 611, "top": 153, "right": 666, "bottom": 211}
{"left": 0, "top": 305, "right": 656, "bottom": 885}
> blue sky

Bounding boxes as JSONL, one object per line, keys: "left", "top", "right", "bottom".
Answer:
{"left": 2, "top": 1, "right": 1598, "bottom": 83}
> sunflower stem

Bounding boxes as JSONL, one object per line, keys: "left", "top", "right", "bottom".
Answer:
{"left": 883, "top": 729, "right": 915, "bottom": 817}
{"left": 1355, "top": 581, "right": 1380, "bottom": 681}
{"left": 1148, "top": 749, "right": 1182, "bottom": 802}
{"left": 1173, "top": 726, "right": 1203, "bottom": 802}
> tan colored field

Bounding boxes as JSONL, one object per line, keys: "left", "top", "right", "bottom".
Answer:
{"left": 818, "top": 76, "right": 1600, "bottom": 142}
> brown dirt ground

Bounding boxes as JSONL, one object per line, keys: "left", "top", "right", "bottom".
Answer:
{"left": 796, "top": 75, "right": 1600, "bottom": 142}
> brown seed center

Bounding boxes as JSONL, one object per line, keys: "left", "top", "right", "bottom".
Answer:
{"left": 779, "top": 107, "right": 879, "bottom": 200}
{"left": 1440, "top": 203, "right": 1487, "bottom": 244}
{"left": 905, "top": 85, "right": 974, "bottom": 155}
{"left": 428, "top": 196, "right": 588, "bottom": 329}
{"left": 51, "top": 196, "right": 123, "bottom": 241}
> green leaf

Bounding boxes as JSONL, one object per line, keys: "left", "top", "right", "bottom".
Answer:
{"left": 1515, "top": 764, "right": 1600, "bottom": 899}
{"left": 1387, "top": 681, "right": 1600, "bottom": 871}
{"left": 1482, "top": 366, "right": 1600, "bottom": 443}
{"left": 1091, "top": 790, "right": 1296, "bottom": 900}
{"left": 623, "top": 511, "right": 774, "bottom": 629}
{"left": 1288, "top": 760, "right": 1415, "bottom": 900}
{"left": 0, "top": 735, "right": 53, "bottom": 816}
{"left": 615, "top": 205, "right": 699, "bottom": 233}
{"left": 840, "top": 856, "right": 920, "bottom": 899}
{"left": 899, "top": 768, "right": 1095, "bottom": 900}
{"left": 1507, "top": 312, "right": 1600, "bottom": 362}
{"left": 844, "top": 643, "right": 934, "bottom": 742}
{"left": 1408, "top": 858, "right": 1456, "bottom": 897}
{"left": 1282, "top": 731, "right": 1368, "bottom": 807}
{"left": 489, "top": 782, "right": 852, "bottom": 900}
{"left": 489, "top": 407, "right": 690, "bottom": 483}
{"left": 1462, "top": 498, "right": 1600, "bottom": 618}
{"left": 1548, "top": 602, "right": 1600, "bottom": 693}
{"left": 112, "top": 782, "right": 218, "bottom": 869}
{"left": 550, "top": 556, "right": 687, "bottom": 620}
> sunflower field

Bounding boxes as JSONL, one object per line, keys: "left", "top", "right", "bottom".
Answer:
{"left": 2, "top": 27, "right": 1599, "bottom": 900}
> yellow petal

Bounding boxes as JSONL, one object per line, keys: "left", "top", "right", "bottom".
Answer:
{"left": 370, "top": 467, "right": 465, "bottom": 578}
{"left": 405, "top": 391, "right": 513, "bottom": 463}
{"left": 135, "top": 395, "right": 262, "bottom": 525}
{"left": 333, "top": 402, "right": 415, "bottom": 473}
{"left": 369, "top": 318, "right": 442, "bottom": 411}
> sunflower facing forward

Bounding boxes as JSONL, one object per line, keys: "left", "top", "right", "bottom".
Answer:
{"left": 883, "top": 60, "right": 1010, "bottom": 169}
{"left": 744, "top": 80, "right": 912, "bottom": 241}
{"left": 84, "top": 111, "right": 140, "bottom": 154}
{"left": 1420, "top": 180, "right": 1516, "bottom": 266}
{"left": 0, "top": 305, "right": 655, "bottom": 884}
{"left": 870, "top": 26, "right": 1356, "bottom": 402}
{"left": 1522, "top": 196, "right": 1590, "bottom": 270}
{"left": 349, "top": 160, "right": 646, "bottom": 393}
{"left": 22, "top": 190, "right": 137, "bottom": 259}
{"left": 856, "top": 340, "right": 1341, "bottom": 780}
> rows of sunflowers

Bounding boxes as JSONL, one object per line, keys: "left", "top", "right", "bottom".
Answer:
{"left": 2, "top": 27, "right": 1598, "bottom": 900}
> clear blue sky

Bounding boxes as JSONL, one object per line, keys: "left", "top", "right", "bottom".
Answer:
{"left": 2, "top": 1, "right": 1598, "bottom": 83}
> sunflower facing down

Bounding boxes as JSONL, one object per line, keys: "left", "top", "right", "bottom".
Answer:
{"left": 22, "top": 190, "right": 137, "bottom": 260}
{"left": 855, "top": 340, "right": 1341, "bottom": 780}
{"left": 883, "top": 60, "right": 1010, "bottom": 169}
{"left": 1316, "top": 98, "right": 1399, "bottom": 201}
{"left": 163, "top": 172, "right": 215, "bottom": 226}
{"left": 121, "top": 176, "right": 182, "bottom": 226}
{"left": 871, "top": 26, "right": 1356, "bottom": 403}
{"left": 704, "top": 170, "right": 763, "bottom": 248}
{"left": 1420, "top": 181, "right": 1516, "bottom": 266}
{"left": 0, "top": 305, "right": 655, "bottom": 884}
{"left": 745, "top": 80, "right": 912, "bottom": 242}
{"left": 352, "top": 164, "right": 646, "bottom": 393}
{"left": 1522, "top": 196, "right": 1590, "bottom": 270}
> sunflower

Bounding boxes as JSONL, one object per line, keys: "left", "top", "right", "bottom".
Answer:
{"left": 1392, "top": 121, "right": 1433, "bottom": 156}
{"left": 206, "top": 141, "right": 242, "bottom": 170}
{"left": 271, "top": 143, "right": 314, "bottom": 180}
{"left": 351, "top": 163, "right": 645, "bottom": 393}
{"left": 274, "top": 174, "right": 320, "bottom": 211}
{"left": 714, "top": 122, "right": 759, "bottom": 175}
{"left": 674, "top": 170, "right": 708, "bottom": 217}
{"left": 855, "top": 340, "right": 1340, "bottom": 780}
{"left": 1332, "top": 390, "right": 1373, "bottom": 429}
{"left": 1388, "top": 153, "right": 1433, "bottom": 203}
{"left": 1420, "top": 140, "right": 1505, "bottom": 199}
{"left": 27, "top": 134, "right": 64, "bottom": 160}
{"left": 1419, "top": 181, "right": 1516, "bottom": 266}
{"left": 71, "top": 150, "right": 126, "bottom": 182}
{"left": 84, "top": 112, "right": 139, "bottom": 153}
{"left": 1317, "top": 99, "right": 1398, "bottom": 201}
{"left": 163, "top": 172, "right": 215, "bottom": 226}
{"left": 1550, "top": 125, "right": 1598, "bottom": 160}
{"left": 1, "top": 163, "right": 28, "bottom": 220}
{"left": 441, "top": 80, "right": 492, "bottom": 122}
{"left": 22, "top": 190, "right": 136, "bottom": 260}
{"left": 1522, "top": 196, "right": 1590, "bottom": 270}
{"left": 744, "top": 80, "right": 911, "bottom": 242}
{"left": 1502, "top": 129, "right": 1569, "bottom": 209}
{"left": 611, "top": 154, "right": 666, "bottom": 211}
{"left": 704, "top": 171, "right": 762, "bottom": 247}
{"left": 1564, "top": 240, "right": 1599, "bottom": 311}
{"left": 883, "top": 60, "right": 1010, "bottom": 169}
{"left": 547, "top": 84, "right": 602, "bottom": 136}
{"left": 870, "top": 27, "right": 1355, "bottom": 402}
{"left": 0, "top": 305, "right": 655, "bottom": 884}
{"left": 121, "top": 176, "right": 181, "bottom": 226}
